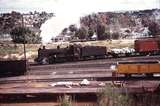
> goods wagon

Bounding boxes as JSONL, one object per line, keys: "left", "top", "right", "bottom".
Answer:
{"left": 109, "top": 37, "right": 160, "bottom": 57}
{"left": 134, "top": 38, "right": 160, "bottom": 55}
{"left": 116, "top": 60, "right": 160, "bottom": 77}
{"left": 0, "top": 60, "right": 27, "bottom": 77}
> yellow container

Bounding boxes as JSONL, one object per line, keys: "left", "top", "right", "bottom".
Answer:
{"left": 117, "top": 63, "right": 160, "bottom": 74}
{"left": 148, "top": 64, "right": 160, "bottom": 73}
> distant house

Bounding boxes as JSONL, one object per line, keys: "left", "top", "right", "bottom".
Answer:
{"left": 51, "top": 35, "right": 71, "bottom": 42}
{"left": 0, "top": 34, "right": 12, "bottom": 42}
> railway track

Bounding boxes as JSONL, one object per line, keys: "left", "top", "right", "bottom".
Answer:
{"left": 27, "top": 68, "right": 112, "bottom": 75}
{"left": 0, "top": 55, "right": 160, "bottom": 105}
{"left": 0, "top": 55, "right": 160, "bottom": 83}
{"left": 29, "top": 55, "right": 160, "bottom": 70}
{"left": 27, "top": 55, "right": 160, "bottom": 77}
{"left": 0, "top": 77, "right": 159, "bottom": 94}
{"left": 1, "top": 73, "right": 160, "bottom": 84}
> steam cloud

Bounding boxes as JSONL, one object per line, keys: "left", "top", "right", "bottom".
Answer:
{"left": 40, "top": 14, "right": 80, "bottom": 44}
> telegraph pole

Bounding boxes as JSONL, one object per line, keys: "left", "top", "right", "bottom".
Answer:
{"left": 22, "top": 14, "right": 27, "bottom": 61}
{"left": 22, "top": 14, "right": 27, "bottom": 72}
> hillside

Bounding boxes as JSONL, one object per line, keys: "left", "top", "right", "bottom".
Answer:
{"left": 0, "top": 11, "right": 54, "bottom": 41}
{"left": 80, "top": 9, "right": 160, "bottom": 39}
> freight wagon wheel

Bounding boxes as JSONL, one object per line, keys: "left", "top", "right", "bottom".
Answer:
{"left": 145, "top": 73, "right": 153, "bottom": 77}
{"left": 153, "top": 51, "right": 159, "bottom": 55}
{"left": 111, "top": 53, "right": 118, "bottom": 58}
{"left": 142, "top": 52, "right": 150, "bottom": 56}
{"left": 124, "top": 74, "right": 131, "bottom": 78}
{"left": 139, "top": 52, "right": 145, "bottom": 56}
{"left": 125, "top": 53, "right": 131, "bottom": 57}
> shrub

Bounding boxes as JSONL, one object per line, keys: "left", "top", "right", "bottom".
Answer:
{"left": 58, "top": 95, "right": 72, "bottom": 106}
{"left": 10, "top": 27, "right": 41, "bottom": 44}
{"left": 97, "top": 85, "right": 131, "bottom": 106}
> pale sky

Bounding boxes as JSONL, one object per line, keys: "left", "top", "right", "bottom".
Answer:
{"left": 0, "top": 0, "right": 159, "bottom": 43}
{"left": 0, "top": 0, "right": 160, "bottom": 15}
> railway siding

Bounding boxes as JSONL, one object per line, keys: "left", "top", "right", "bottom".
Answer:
{"left": 0, "top": 55, "right": 160, "bottom": 104}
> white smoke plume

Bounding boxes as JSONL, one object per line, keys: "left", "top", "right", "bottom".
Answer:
{"left": 40, "top": 13, "right": 80, "bottom": 44}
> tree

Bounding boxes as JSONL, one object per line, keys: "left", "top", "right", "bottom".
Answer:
{"left": 96, "top": 23, "right": 106, "bottom": 40}
{"left": 88, "top": 28, "right": 94, "bottom": 39}
{"left": 27, "top": 33, "right": 42, "bottom": 44}
{"left": 61, "top": 28, "right": 68, "bottom": 36}
{"left": 148, "top": 21, "right": 160, "bottom": 36}
{"left": 69, "top": 24, "right": 77, "bottom": 32}
{"left": 10, "top": 27, "right": 41, "bottom": 44}
{"left": 75, "top": 27, "right": 87, "bottom": 40}
{"left": 111, "top": 32, "right": 120, "bottom": 39}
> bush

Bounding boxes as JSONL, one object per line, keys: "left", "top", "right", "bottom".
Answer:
{"left": 96, "top": 24, "right": 106, "bottom": 40}
{"left": 10, "top": 27, "right": 41, "bottom": 44}
{"left": 75, "top": 27, "right": 87, "bottom": 40}
{"left": 97, "top": 85, "right": 131, "bottom": 106}
{"left": 58, "top": 95, "right": 72, "bottom": 106}
{"left": 111, "top": 32, "right": 120, "bottom": 39}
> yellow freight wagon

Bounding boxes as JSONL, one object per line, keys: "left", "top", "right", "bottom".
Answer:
{"left": 116, "top": 61, "right": 160, "bottom": 77}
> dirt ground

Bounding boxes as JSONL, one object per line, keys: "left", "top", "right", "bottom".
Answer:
{"left": 0, "top": 39, "right": 134, "bottom": 61}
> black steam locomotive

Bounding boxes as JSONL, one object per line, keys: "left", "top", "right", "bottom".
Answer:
{"left": 35, "top": 44, "right": 107, "bottom": 64}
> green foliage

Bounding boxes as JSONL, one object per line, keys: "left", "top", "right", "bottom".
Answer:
{"left": 10, "top": 27, "right": 41, "bottom": 44}
{"left": 148, "top": 21, "right": 160, "bottom": 36}
{"left": 27, "top": 32, "right": 42, "bottom": 44}
{"left": 75, "top": 27, "right": 88, "bottom": 39}
{"left": 97, "top": 85, "right": 131, "bottom": 106}
{"left": 69, "top": 24, "right": 77, "bottom": 32}
{"left": 111, "top": 32, "right": 120, "bottom": 39}
{"left": 96, "top": 23, "right": 106, "bottom": 40}
{"left": 80, "top": 9, "right": 160, "bottom": 40}
{"left": 61, "top": 28, "right": 68, "bottom": 35}
{"left": 59, "top": 95, "right": 72, "bottom": 106}
{"left": 103, "top": 32, "right": 111, "bottom": 39}
{"left": 88, "top": 28, "right": 94, "bottom": 39}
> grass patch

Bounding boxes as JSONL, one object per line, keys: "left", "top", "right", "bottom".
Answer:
{"left": 58, "top": 95, "right": 73, "bottom": 106}
{"left": 97, "top": 85, "right": 132, "bottom": 106}
{"left": 97, "top": 85, "right": 160, "bottom": 106}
